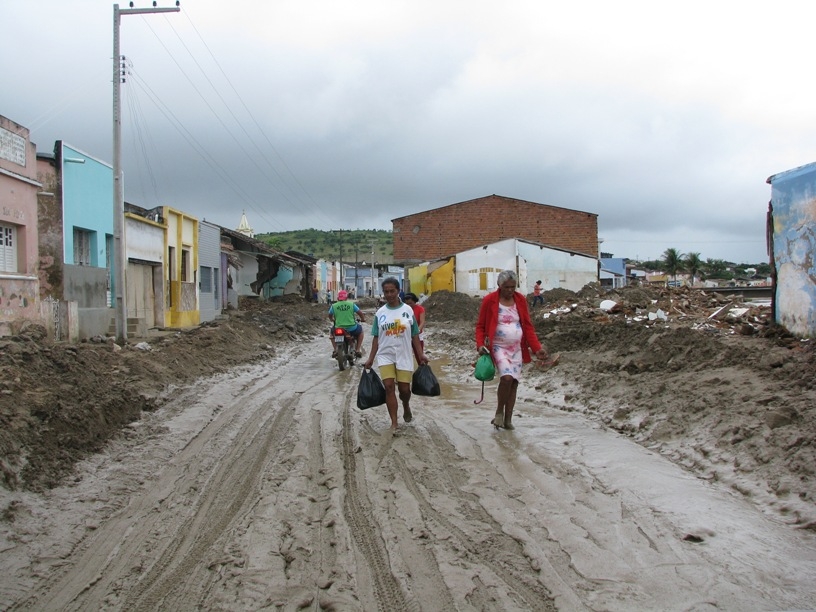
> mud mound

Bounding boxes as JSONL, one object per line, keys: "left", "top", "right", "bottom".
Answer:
{"left": 0, "top": 298, "right": 327, "bottom": 491}
{"left": 537, "top": 317, "right": 753, "bottom": 373}
{"left": 541, "top": 287, "right": 578, "bottom": 303}
{"left": 423, "top": 290, "right": 482, "bottom": 323}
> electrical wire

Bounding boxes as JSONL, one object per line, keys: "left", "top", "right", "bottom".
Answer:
{"left": 127, "top": 69, "right": 288, "bottom": 232}
{"left": 134, "top": 12, "right": 336, "bottom": 231}
{"left": 177, "top": 9, "right": 336, "bottom": 228}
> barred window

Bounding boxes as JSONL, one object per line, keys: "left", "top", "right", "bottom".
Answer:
{"left": 73, "top": 227, "right": 92, "bottom": 266}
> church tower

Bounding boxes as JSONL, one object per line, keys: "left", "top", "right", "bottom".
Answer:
{"left": 237, "top": 210, "right": 254, "bottom": 238}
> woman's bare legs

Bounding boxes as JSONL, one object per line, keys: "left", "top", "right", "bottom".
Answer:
{"left": 494, "top": 375, "right": 519, "bottom": 429}
{"left": 383, "top": 378, "right": 399, "bottom": 430}
{"left": 398, "top": 381, "right": 413, "bottom": 423}
{"left": 503, "top": 377, "right": 519, "bottom": 429}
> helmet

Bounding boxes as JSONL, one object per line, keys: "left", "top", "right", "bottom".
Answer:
{"left": 337, "top": 290, "right": 348, "bottom": 300}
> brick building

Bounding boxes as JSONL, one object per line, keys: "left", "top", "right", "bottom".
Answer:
{"left": 392, "top": 194, "right": 598, "bottom": 264}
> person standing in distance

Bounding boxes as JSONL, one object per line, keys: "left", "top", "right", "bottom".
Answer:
{"left": 532, "top": 280, "right": 544, "bottom": 307}
{"left": 364, "top": 278, "right": 428, "bottom": 431}
{"left": 475, "top": 270, "right": 549, "bottom": 430}
{"left": 402, "top": 292, "right": 426, "bottom": 364}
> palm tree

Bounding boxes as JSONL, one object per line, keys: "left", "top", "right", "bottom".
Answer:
{"left": 684, "top": 252, "right": 703, "bottom": 286}
{"left": 662, "top": 248, "right": 684, "bottom": 286}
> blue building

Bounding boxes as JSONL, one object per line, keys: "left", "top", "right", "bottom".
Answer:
{"left": 37, "top": 142, "right": 114, "bottom": 339}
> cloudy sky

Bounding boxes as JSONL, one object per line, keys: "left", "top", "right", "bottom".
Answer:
{"left": 4, "top": 0, "right": 815, "bottom": 264}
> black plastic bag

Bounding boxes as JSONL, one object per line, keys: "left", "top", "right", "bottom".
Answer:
{"left": 411, "top": 363, "right": 441, "bottom": 397}
{"left": 357, "top": 368, "right": 387, "bottom": 409}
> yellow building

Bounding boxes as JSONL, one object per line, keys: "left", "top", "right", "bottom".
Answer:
{"left": 164, "top": 207, "right": 199, "bottom": 328}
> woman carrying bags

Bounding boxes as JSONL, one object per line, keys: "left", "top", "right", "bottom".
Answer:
{"left": 475, "top": 270, "right": 549, "bottom": 430}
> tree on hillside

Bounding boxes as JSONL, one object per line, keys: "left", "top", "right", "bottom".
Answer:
{"left": 684, "top": 252, "right": 703, "bottom": 286}
{"left": 662, "top": 248, "right": 684, "bottom": 285}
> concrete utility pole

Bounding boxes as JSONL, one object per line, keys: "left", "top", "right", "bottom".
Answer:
{"left": 370, "top": 242, "right": 376, "bottom": 297}
{"left": 113, "top": 2, "right": 180, "bottom": 344}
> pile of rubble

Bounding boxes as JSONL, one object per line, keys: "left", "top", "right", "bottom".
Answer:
{"left": 537, "top": 283, "right": 774, "bottom": 337}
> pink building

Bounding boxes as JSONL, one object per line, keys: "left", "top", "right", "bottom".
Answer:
{"left": 0, "top": 115, "right": 41, "bottom": 336}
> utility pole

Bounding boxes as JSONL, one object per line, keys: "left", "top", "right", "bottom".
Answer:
{"left": 353, "top": 233, "right": 363, "bottom": 298}
{"left": 113, "top": 2, "right": 180, "bottom": 344}
{"left": 370, "top": 242, "right": 376, "bottom": 297}
{"left": 333, "top": 229, "right": 345, "bottom": 291}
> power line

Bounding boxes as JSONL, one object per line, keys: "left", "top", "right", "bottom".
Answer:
{"left": 127, "top": 69, "right": 288, "bottom": 231}
{"left": 178, "top": 10, "right": 336, "bottom": 226}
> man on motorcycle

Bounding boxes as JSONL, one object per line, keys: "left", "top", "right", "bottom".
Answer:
{"left": 328, "top": 290, "right": 365, "bottom": 358}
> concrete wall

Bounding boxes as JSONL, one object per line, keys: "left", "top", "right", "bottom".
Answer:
{"left": 199, "top": 221, "right": 220, "bottom": 323}
{"left": 429, "top": 258, "right": 455, "bottom": 295}
{"left": 393, "top": 194, "right": 598, "bottom": 263}
{"left": 62, "top": 263, "right": 111, "bottom": 339}
{"left": 0, "top": 116, "right": 42, "bottom": 335}
{"left": 455, "top": 238, "right": 598, "bottom": 297}
{"left": 234, "top": 251, "right": 260, "bottom": 297}
{"left": 36, "top": 154, "right": 64, "bottom": 300}
{"left": 517, "top": 241, "right": 598, "bottom": 293}
{"left": 768, "top": 161, "right": 816, "bottom": 337}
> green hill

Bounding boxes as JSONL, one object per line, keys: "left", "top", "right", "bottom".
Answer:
{"left": 256, "top": 229, "right": 393, "bottom": 264}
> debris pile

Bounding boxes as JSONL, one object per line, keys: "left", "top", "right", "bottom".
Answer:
{"left": 536, "top": 284, "right": 773, "bottom": 337}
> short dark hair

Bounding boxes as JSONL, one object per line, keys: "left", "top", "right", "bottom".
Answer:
{"left": 381, "top": 277, "right": 400, "bottom": 291}
{"left": 536, "top": 280, "right": 542, "bottom": 284}
{"left": 404, "top": 292, "right": 418, "bottom": 302}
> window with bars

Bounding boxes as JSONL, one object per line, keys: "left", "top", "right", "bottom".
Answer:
{"left": 181, "top": 248, "right": 190, "bottom": 282}
{"left": 73, "top": 227, "right": 92, "bottom": 266}
{"left": 0, "top": 223, "right": 17, "bottom": 273}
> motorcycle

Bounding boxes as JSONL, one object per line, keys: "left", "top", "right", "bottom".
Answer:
{"left": 332, "top": 326, "right": 356, "bottom": 371}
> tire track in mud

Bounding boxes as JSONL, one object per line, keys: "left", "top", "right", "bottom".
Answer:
{"left": 389, "top": 424, "right": 559, "bottom": 611}
{"left": 341, "top": 404, "right": 410, "bottom": 610}
{"left": 306, "top": 408, "right": 342, "bottom": 608}
{"left": 124, "top": 392, "right": 300, "bottom": 610}
{"left": 23, "top": 363, "right": 308, "bottom": 611}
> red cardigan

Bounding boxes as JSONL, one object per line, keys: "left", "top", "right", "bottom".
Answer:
{"left": 476, "top": 290, "right": 542, "bottom": 363}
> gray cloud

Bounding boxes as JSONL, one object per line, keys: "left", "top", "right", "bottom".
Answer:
{"left": 4, "top": 0, "right": 814, "bottom": 264}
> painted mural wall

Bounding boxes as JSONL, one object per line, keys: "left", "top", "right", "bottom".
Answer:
{"left": 768, "top": 162, "right": 816, "bottom": 338}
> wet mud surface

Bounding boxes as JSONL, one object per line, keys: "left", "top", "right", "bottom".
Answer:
{"left": 1, "top": 287, "right": 815, "bottom": 610}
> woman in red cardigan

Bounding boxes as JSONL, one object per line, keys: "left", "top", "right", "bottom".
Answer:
{"left": 475, "top": 270, "right": 549, "bottom": 429}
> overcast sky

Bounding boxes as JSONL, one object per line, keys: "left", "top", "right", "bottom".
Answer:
{"left": 4, "top": 0, "right": 814, "bottom": 264}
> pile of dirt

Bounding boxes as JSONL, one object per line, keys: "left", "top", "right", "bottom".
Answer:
{"left": 422, "top": 290, "right": 482, "bottom": 322}
{"left": 0, "top": 296, "right": 327, "bottom": 491}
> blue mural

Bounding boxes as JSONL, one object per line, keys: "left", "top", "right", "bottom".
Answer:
{"left": 768, "top": 161, "right": 816, "bottom": 337}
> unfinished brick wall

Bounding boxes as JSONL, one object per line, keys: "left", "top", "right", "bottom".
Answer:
{"left": 392, "top": 195, "right": 598, "bottom": 263}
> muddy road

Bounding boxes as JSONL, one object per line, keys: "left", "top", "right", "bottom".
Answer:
{"left": 3, "top": 331, "right": 815, "bottom": 611}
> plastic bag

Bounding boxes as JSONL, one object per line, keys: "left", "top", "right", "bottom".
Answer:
{"left": 411, "top": 363, "right": 441, "bottom": 397}
{"left": 474, "top": 353, "right": 495, "bottom": 381}
{"left": 357, "top": 368, "right": 387, "bottom": 409}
